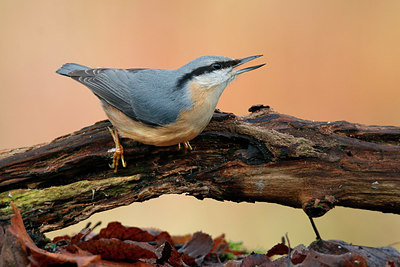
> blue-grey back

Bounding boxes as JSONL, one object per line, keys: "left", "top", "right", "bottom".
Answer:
{"left": 123, "top": 68, "right": 193, "bottom": 126}
{"left": 59, "top": 64, "right": 193, "bottom": 126}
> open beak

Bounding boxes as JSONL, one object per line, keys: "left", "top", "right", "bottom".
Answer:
{"left": 234, "top": 55, "right": 265, "bottom": 75}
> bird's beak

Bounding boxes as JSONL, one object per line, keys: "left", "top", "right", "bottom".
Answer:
{"left": 234, "top": 55, "right": 265, "bottom": 75}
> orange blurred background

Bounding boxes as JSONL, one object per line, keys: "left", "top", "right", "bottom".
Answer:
{"left": 1, "top": 0, "right": 400, "bottom": 251}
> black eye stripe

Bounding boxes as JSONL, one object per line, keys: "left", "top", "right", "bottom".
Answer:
{"left": 215, "top": 60, "right": 240, "bottom": 69}
{"left": 176, "top": 60, "right": 239, "bottom": 88}
{"left": 212, "top": 63, "right": 222, "bottom": 69}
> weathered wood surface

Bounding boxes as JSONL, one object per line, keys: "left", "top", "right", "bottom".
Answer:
{"left": 0, "top": 106, "right": 399, "bottom": 232}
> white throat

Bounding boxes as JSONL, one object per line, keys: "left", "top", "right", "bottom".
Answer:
{"left": 194, "top": 69, "right": 237, "bottom": 89}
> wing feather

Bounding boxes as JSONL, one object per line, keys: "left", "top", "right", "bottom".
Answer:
{"left": 58, "top": 64, "right": 190, "bottom": 126}
{"left": 69, "top": 68, "right": 163, "bottom": 126}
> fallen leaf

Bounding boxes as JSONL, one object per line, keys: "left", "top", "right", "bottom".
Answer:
{"left": 0, "top": 225, "right": 5, "bottom": 251}
{"left": 76, "top": 238, "right": 159, "bottom": 261}
{"left": 306, "top": 240, "right": 400, "bottom": 266}
{"left": 240, "top": 252, "right": 271, "bottom": 267}
{"left": 7, "top": 202, "right": 399, "bottom": 267}
{"left": 0, "top": 229, "right": 29, "bottom": 266}
{"left": 266, "top": 242, "right": 288, "bottom": 257}
{"left": 171, "top": 234, "right": 192, "bottom": 245}
{"left": 210, "top": 234, "right": 229, "bottom": 255}
{"left": 7, "top": 202, "right": 100, "bottom": 266}
{"left": 156, "top": 241, "right": 184, "bottom": 267}
{"left": 52, "top": 234, "right": 71, "bottom": 243}
{"left": 179, "top": 231, "right": 214, "bottom": 265}
{"left": 270, "top": 240, "right": 400, "bottom": 266}
{"left": 290, "top": 244, "right": 308, "bottom": 264}
{"left": 95, "top": 222, "right": 173, "bottom": 245}
{"left": 299, "top": 248, "right": 368, "bottom": 266}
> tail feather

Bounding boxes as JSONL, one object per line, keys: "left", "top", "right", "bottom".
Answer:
{"left": 56, "top": 63, "right": 91, "bottom": 77}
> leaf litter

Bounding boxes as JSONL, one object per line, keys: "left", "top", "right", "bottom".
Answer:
{"left": 1, "top": 202, "right": 400, "bottom": 266}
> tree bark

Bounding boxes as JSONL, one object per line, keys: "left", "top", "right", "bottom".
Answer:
{"left": 0, "top": 105, "right": 399, "bottom": 233}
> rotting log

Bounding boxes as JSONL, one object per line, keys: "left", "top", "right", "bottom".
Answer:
{"left": 0, "top": 105, "right": 399, "bottom": 233}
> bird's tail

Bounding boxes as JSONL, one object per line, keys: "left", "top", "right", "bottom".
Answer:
{"left": 56, "top": 63, "right": 90, "bottom": 77}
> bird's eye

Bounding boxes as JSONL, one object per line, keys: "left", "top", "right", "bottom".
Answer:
{"left": 212, "top": 63, "right": 222, "bottom": 70}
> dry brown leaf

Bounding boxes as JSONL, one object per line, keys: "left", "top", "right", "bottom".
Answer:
{"left": 0, "top": 229, "right": 29, "bottom": 266}
{"left": 171, "top": 233, "right": 192, "bottom": 245}
{"left": 7, "top": 202, "right": 100, "bottom": 267}
{"left": 266, "top": 243, "right": 288, "bottom": 258}
{"left": 179, "top": 231, "right": 214, "bottom": 265}
{"left": 240, "top": 252, "right": 271, "bottom": 267}
{"left": 209, "top": 234, "right": 229, "bottom": 255}
{"left": 0, "top": 225, "right": 5, "bottom": 251}
{"left": 75, "top": 238, "right": 159, "bottom": 261}
{"left": 157, "top": 241, "right": 185, "bottom": 267}
{"left": 7, "top": 202, "right": 399, "bottom": 267}
{"left": 266, "top": 240, "right": 400, "bottom": 266}
{"left": 95, "top": 222, "right": 174, "bottom": 245}
{"left": 304, "top": 240, "right": 400, "bottom": 266}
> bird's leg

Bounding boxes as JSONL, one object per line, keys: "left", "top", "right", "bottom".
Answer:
{"left": 184, "top": 141, "right": 193, "bottom": 150}
{"left": 177, "top": 141, "right": 193, "bottom": 151}
{"left": 107, "top": 127, "right": 126, "bottom": 172}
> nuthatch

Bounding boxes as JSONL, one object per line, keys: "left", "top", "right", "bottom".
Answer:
{"left": 56, "top": 55, "right": 264, "bottom": 171}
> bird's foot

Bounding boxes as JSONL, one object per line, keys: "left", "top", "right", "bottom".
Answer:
{"left": 108, "top": 127, "right": 127, "bottom": 173}
{"left": 178, "top": 141, "right": 193, "bottom": 151}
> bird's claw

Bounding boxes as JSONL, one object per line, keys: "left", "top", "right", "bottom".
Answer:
{"left": 108, "top": 127, "right": 127, "bottom": 173}
{"left": 178, "top": 141, "right": 193, "bottom": 151}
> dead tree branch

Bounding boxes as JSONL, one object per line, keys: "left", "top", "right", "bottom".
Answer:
{"left": 1, "top": 105, "right": 399, "bottom": 232}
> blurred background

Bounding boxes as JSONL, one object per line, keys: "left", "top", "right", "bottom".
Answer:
{"left": 1, "top": 0, "right": 400, "bottom": 251}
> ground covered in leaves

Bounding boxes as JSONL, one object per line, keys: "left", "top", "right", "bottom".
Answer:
{"left": 1, "top": 203, "right": 400, "bottom": 266}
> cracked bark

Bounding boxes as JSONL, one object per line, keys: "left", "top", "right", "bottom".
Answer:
{"left": 0, "top": 105, "right": 399, "bottom": 233}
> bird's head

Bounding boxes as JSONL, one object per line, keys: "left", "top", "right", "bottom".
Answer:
{"left": 176, "top": 55, "right": 264, "bottom": 91}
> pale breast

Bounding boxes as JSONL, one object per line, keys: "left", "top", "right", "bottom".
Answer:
{"left": 102, "top": 81, "right": 221, "bottom": 146}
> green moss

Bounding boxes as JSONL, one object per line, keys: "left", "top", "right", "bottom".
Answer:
{"left": 219, "top": 240, "right": 266, "bottom": 262}
{"left": 0, "top": 175, "right": 141, "bottom": 216}
{"left": 229, "top": 240, "right": 246, "bottom": 252}
{"left": 219, "top": 252, "right": 236, "bottom": 261}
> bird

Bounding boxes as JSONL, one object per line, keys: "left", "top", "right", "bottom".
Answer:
{"left": 56, "top": 55, "right": 264, "bottom": 172}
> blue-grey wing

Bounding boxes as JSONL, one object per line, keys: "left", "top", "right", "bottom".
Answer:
{"left": 66, "top": 67, "right": 183, "bottom": 126}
